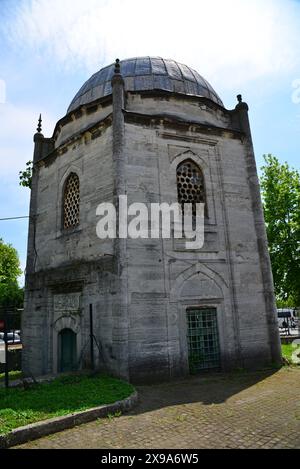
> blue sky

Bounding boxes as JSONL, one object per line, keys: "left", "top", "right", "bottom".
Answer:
{"left": 0, "top": 0, "right": 299, "bottom": 285}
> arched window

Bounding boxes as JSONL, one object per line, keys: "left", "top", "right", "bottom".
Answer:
{"left": 63, "top": 173, "right": 80, "bottom": 229}
{"left": 176, "top": 159, "right": 206, "bottom": 218}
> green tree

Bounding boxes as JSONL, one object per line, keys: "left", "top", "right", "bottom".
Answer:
{"left": 0, "top": 239, "right": 23, "bottom": 307}
{"left": 19, "top": 160, "right": 32, "bottom": 189}
{"left": 260, "top": 154, "right": 300, "bottom": 306}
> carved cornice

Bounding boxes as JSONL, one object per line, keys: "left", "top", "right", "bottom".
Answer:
{"left": 36, "top": 114, "right": 113, "bottom": 167}
{"left": 123, "top": 110, "right": 244, "bottom": 140}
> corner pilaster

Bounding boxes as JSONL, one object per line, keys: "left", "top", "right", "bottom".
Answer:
{"left": 25, "top": 115, "right": 44, "bottom": 276}
{"left": 111, "top": 59, "right": 129, "bottom": 380}
{"left": 235, "top": 95, "right": 281, "bottom": 364}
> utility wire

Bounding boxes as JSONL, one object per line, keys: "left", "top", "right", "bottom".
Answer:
{"left": 0, "top": 216, "right": 29, "bottom": 221}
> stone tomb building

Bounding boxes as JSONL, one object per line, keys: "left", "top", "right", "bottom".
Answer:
{"left": 23, "top": 57, "right": 281, "bottom": 382}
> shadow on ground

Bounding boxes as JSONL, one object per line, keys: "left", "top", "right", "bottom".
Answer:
{"left": 130, "top": 368, "right": 280, "bottom": 415}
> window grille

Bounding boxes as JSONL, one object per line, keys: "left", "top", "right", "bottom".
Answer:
{"left": 63, "top": 173, "right": 80, "bottom": 229}
{"left": 176, "top": 160, "right": 206, "bottom": 218}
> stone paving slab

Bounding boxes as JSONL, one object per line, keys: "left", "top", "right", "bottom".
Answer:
{"left": 15, "top": 368, "right": 300, "bottom": 449}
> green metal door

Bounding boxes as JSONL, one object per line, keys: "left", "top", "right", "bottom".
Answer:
{"left": 59, "top": 328, "right": 77, "bottom": 372}
{"left": 187, "top": 308, "right": 220, "bottom": 373}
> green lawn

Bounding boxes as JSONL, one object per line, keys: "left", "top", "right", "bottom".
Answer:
{"left": 0, "top": 374, "right": 134, "bottom": 435}
{"left": 0, "top": 370, "right": 23, "bottom": 382}
{"left": 282, "top": 343, "right": 300, "bottom": 365}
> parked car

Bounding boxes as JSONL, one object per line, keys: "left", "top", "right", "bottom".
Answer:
{"left": 0, "top": 332, "right": 21, "bottom": 344}
{"left": 277, "top": 309, "right": 298, "bottom": 329}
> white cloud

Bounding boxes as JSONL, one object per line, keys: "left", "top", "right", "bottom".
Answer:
{"left": 0, "top": 102, "right": 56, "bottom": 176}
{"left": 2, "top": 0, "right": 300, "bottom": 88}
{"left": 0, "top": 101, "right": 51, "bottom": 285}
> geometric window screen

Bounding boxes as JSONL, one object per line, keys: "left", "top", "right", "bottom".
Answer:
{"left": 63, "top": 173, "right": 80, "bottom": 229}
{"left": 176, "top": 159, "right": 206, "bottom": 218}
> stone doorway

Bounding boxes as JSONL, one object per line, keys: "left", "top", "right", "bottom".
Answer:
{"left": 186, "top": 307, "right": 221, "bottom": 374}
{"left": 58, "top": 328, "right": 77, "bottom": 372}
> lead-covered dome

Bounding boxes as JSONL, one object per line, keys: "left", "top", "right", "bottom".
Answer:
{"left": 68, "top": 56, "right": 223, "bottom": 112}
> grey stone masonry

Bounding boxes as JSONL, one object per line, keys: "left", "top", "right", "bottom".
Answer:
{"left": 22, "top": 58, "right": 281, "bottom": 383}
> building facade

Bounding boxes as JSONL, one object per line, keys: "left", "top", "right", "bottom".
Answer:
{"left": 22, "top": 57, "right": 281, "bottom": 383}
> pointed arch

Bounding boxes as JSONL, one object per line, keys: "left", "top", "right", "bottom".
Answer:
{"left": 62, "top": 172, "right": 80, "bottom": 229}
{"left": 170, "top": 262, "right": 228, "bottom": 302}
{"left": 176, "top": 159, "right": 207, "bottom": 217}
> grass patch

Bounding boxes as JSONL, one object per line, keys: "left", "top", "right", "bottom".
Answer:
{"left": 0, "top": 371, "right": 23, "bottom": 382}
{"left": 282, "top": 343, "right": 300, "bottom": 365}
{"left": 0, "top": 374, "right": 134, "bottom": 435}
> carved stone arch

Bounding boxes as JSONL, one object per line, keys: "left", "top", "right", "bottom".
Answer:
{"left": 170, "top": 150, "right": 215, "bottom": 223}
{"left": 180, "top": 273, "right": 222, "bottom": 300}
{"left": 53, "top": 314, "right": 81, "bottom": 334}
{"left": 52, "top": 314, "right": 82, "bottom": 374}
{"left": 176, "top": 158, "right": 207, "bottom": 217}
{"left": 58, "top": 164, "right": 82, "bottom": 194}
{"left": 170, "top": 149, "right": 208, "bottom": 172}
{"left": 170, "top": 262, "right": 228, "bottom": 302}
{"left": 171, "top": 263, "right": 230, "bottom": 374}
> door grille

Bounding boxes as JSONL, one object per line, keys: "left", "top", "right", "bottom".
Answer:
{"left": 187, "top": 308, "right": 220, "bottom": 373}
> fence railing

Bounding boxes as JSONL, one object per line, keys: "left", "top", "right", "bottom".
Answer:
{"left": 0, "top": 306, "right": 23, "bottom": 387}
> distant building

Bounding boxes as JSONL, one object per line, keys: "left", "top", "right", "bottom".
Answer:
{"left": 23, "top": 57, "right": 281, "bottom": 382}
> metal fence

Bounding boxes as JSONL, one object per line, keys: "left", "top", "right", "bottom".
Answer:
{"left": 0, "top": 306, "right": 23, "bottom": 387}
{"left": 277, "top": 309, "right": 300, "bottom": 338}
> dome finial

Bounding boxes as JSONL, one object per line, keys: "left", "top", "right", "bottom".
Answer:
{"left": 114, "top": 58, "right": 120, "bottom": 74}
{"left": 235, "top": 93, "right": 249, "bottom": 112}
{"left": 37, "top": 114, "right": 42, "bottom": 133}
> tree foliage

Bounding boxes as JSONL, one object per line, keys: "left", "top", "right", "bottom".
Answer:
{"left": 260, "top": 154, "right": 300, "bottom": 306}
{"left": 19, "top": 160, "right": 32, "bottom": 189}
{"left": 0, "top": 239, "right": 23, "bottom": 307}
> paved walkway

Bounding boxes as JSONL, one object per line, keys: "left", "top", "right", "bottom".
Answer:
{"left": 16, "top": 368, "right": 300, "bottom": 449}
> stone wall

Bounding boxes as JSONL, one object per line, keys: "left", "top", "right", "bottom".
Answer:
{"left": 22, "top": 121, "right": 120, "bottom": 377}
{"left": 122, "top": 93, "right": 274, "bottom": 380}
{"left": 22, "top": 89, "right": 279, "bottom": 382}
